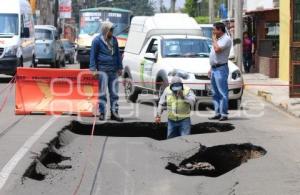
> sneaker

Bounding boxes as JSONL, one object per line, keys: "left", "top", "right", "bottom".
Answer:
{"left": 111, "top": 111, "right": 124, "bottom": 122}
{"left": 219, "top": 116, "right": 228, "bottom": 121}
{"left": 208, "top": 115, "right": 221, "bottom": 120}
{"left": 99, "top": 113, "right": 105, "bottom": 121}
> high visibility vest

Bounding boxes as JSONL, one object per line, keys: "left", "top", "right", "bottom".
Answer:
{"left": 166, "top": 86, "right": 191, "bottom": 121}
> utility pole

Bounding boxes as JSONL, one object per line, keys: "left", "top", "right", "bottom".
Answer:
{"left": 209, "top": 0, "right": 215, "bottom": 23}
{"left": 234, "top": 0, "right": 243, "bottom": 69}
{"left": 170, "top": 0, "right": 176, "bottom": 13}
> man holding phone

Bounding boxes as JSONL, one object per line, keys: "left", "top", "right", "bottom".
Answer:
{"left": 156, "top": 76, "right": 196, "bottom": 139}
{"left": 208, "top": 22, "right": 232, "bottom": 121}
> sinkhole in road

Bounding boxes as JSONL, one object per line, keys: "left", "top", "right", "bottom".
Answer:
{"left": 66, "top": 120, "right": 235, "bottom": 140}
{"left": 165, "top": 143, "right": 267, "bottom": 177}
{"left": 23, "top": 130, "right": 75, "bottom": 181}
{"left": 23, "top": 121, "right": 235, "bottom": 181}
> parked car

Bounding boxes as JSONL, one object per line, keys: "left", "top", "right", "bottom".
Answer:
{"left": 199, "top": 24, "right": 235, "bottom": 60}
{"left": 61, "top": 39, "right": 75, "bottom": 64}
{"left": 0, "top": 0, "right": 36, "bottom": 75}
{"left": 123, "top": 14, "right": 244, "bottom": 109}
{"left": 34, "top": 25, "right": 65, "bottom": 68}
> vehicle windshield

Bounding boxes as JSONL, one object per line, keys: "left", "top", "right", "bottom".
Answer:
{"left": 200, "top": 27, "right": 213, "bottom": 39}
{"left": 162, "top": 39, "right": 211, "bottom": 58}
{"left": 0, "top": 14, "right": 19, "bottom": 35}
{"left": 79, "top": 11, "right": 130, "bottom": 36}
{"left": 35, "top": 29, "right": 53, "bottom": 40}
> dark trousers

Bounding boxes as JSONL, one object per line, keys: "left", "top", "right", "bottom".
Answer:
{"left": 243, "top": 54, "right": 252, "bottom": 73}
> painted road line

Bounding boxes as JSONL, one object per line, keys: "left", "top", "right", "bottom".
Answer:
{"left": 0, "top": 116, "right": 58, "bottom": 190}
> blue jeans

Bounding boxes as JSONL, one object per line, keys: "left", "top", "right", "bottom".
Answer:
{"left": 243, "top": 54, "right": 252, "bottom": 73}
{"left": 211, "top": 65, "right": 229, "bottom": 117}
{"left": 167, "top": 118, "right": 191, "bottom": 139}
{"left": 98, "top": 71, "right": 119, "bottom": 114}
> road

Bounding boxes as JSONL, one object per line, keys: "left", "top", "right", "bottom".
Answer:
{"left": 1, "top": 64, "right": 300, "bottom": 195}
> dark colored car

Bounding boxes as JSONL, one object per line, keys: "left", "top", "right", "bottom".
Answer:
{"left": 62, "top": 39, "right": 76, "bottom": 64}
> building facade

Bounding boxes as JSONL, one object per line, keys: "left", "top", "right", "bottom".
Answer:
{"left": 243, "top": 0, "right": 280, "bottom": 78}
{"left": 279, "top": 0, "right": 300, "bottom": 97}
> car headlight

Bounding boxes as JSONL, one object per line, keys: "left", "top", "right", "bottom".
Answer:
{"left": 168, "top": 69, "right": 190, "bottom": 80}
{"left": 232, "top": 70, "right": 242, "bottom": 80}
{"left": 5, "top": 46, "right": 18, "bottom": 56}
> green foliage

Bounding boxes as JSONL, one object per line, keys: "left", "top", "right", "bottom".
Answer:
{"left": 183, "top": 0, "right": 198, "bottom": 17}
{"left": 195, "top": 16, "right": 209, "bottom": 24}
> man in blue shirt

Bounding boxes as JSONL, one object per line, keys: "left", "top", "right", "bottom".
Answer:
{"left": 90, "top": 21, "right": 123, "bottom": 122}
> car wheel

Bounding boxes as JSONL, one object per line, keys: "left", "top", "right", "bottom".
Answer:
{"left": 124, "top": 75, "right": 140, "bottom": 103}
{"left": 55, "top": 60, "right": 60, "bottom": 68}
{"left": 61, "top": 59, "right": 66, "bottom": 67}
{"left": 32, "top": 55, "right": 37, "bottom": 68}
{"left": 229, "top": 98, "right": 242, "bottom": 110}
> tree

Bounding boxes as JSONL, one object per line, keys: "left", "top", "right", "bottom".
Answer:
{"left": 183, "top": 0, "right": 198, "bottom": 17}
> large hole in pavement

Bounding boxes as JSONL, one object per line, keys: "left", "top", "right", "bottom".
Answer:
{"left": 23, "top": 130, "right": 75, "bottom": 181}
{"left": 23, "top": 121, "right": 235, "bottom": 181}
{"left": 165, "top": 143, "right": 267, "bottom": 177}
{"left": 66, "top": 120, "right": 235, "bottom": 141}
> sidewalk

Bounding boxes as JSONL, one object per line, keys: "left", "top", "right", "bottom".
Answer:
{"left": 243, "top": 73, "right": 300, "bottom": 117}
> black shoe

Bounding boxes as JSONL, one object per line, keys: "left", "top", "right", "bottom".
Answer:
{"left": 209, "top": 115, "right": 221, "bottom": 120}
{"left": 111, "top": 112, "right": 124, "bottom": 122}
{"left": 99, "top": 113, "right": 105, "bottom": 121}
{"left": 219, "top": 116, "right": 228, "bottom": 121}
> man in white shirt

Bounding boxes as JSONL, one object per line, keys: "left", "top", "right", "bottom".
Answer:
{"left": 208, "top": 22, "right": 232, "bottom": 121}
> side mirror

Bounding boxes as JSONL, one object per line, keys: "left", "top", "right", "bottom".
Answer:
{"left": 144, "top": 53, "right": 157, "bottom": 62}
{"left": 21, "top": 27, "right": 30, "bottom": 38}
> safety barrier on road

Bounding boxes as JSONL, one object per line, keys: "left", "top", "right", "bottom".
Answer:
{"left": 15, "top": 68, "right": 98, "bottom": 116}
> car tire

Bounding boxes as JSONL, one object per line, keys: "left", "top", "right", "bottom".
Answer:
{"left": 124, "top": 75, "right": 140, "bottom": 103}
{"left": 229, "top": 98, "right": 241, "bottom": 110}
{"left": 61, "top": 59, "right": 66, "bottom": 67}
{"left": 55, "top": 60, "right": 60, "bottom": 68}
{"left": 32, "top": 55, "right": 37, "bottom": 68}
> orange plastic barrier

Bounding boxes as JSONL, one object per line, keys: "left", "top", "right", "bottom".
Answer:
{"left": 15, "top": 68, "right": 98, "bottom": 117}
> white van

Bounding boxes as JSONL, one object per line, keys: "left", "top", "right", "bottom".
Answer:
{"left": 0, "top": 0, "right": 35, "bottom": 75}
{"left": 123, "top": 14, "right": 244, "bottom": 108}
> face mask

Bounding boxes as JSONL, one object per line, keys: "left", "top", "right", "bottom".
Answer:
{"left": 170, "top": 83, "right": 183, "bottom": 93}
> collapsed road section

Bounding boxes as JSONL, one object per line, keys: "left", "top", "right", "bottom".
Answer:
{"left": 23, "top": 121, "right": 236, "bottom": 181}
{"left": 166, "top": 143, "right": 267, "bottom": 177}
{"left": 23, "top": 130, "right": 76, "bottom": 181}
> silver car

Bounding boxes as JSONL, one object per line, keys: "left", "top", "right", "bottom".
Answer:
{"left": 34, "top": 25, "right": 65, "bottom": 68}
